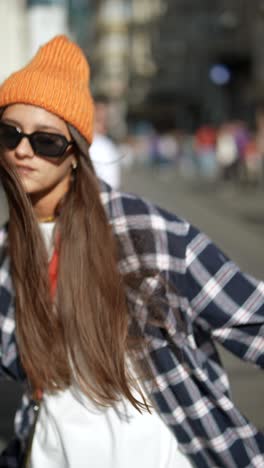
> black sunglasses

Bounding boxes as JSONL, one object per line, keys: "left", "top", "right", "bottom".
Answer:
{"left": 0, "top": 122, "right": 74, "bottom": 158}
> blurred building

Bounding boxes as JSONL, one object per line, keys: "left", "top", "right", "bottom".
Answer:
{"left": 2, "top": 1, "right": 264, "bottom": 132}
{"left": 128, "top": 0, "right": 164, "bottom": 107}
{"left": 0, "top": 0, "right": 93, "bottom": 83}
{"left": 92, "top": 1, "right": 129, "bottom": 100}
{"left": 68, "top": 0, "right": 95, "bottom": 49}
{"left": 27, "top": 0, "right": 69, "bottom": 58}
{"left": 88, "top": 0, "right": 130, "bottom": 139}
{"left": 90, "top": 0, "right": 264, "bottom": 132}
{"left": 0, "top": 0, "right": 27, "bottom": 82}
{"left": 147, "top": 0, "right": 257, "bottom": 130}
{"left": 91, "top": 1, "right": 163, "bottom": 100}
{"left": 89, "top": 0, "right": 164, "bottom": 138}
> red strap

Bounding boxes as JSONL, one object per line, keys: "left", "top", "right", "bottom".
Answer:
{"left": 48, "top": 248, "right": 59, "bottom": 300}
{"left": 35, "top": 388, "right": 43, "bottom": 401}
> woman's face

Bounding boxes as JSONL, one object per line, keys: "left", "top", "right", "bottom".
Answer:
{"left": 1, "top": 104, "right": 76, "bottom": 211}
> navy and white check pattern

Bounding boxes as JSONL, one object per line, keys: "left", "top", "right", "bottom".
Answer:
{"left": 0, "top": 181, "right": 263, "bottom": 467}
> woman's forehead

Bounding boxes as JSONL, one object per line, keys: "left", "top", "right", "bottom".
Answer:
{"left": 2, "top": 104, "right": 70, "bottom": 135}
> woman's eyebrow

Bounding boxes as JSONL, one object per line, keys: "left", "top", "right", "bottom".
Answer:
{"left": 1, "top": 118, "right": 63, "bottom": 134}
{"left": 1, "top": 117, "right": 21, "bottom": 127}
{"left": 34, "top": 124, "right": 64, "bottom": 133}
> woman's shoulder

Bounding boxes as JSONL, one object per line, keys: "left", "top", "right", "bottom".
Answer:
{"left": 99, "top": 181, "right": 196, "bottom": 266}
{"left": 0, "top": 224, "right": 13, "bottom": 318}
{"left": 100, "top": 179, "right": 190, "bottom": 232}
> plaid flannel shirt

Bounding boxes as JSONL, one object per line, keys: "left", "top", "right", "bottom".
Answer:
{"left": 0, "top": 181, "right": 263, "bottom": 467}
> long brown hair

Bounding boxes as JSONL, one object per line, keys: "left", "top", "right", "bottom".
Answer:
{"left": 0, "top": 127, "right": 150, "bottom": 412}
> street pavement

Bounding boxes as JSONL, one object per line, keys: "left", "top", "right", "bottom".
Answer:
{"left": 0, "top": 167, "right": 263, "bottom": 450}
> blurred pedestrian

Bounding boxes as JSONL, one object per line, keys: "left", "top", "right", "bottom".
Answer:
{"left": 159, "top": 131, "right": 179, "bottom": 164}
{"left": 216, "top": 122, "right": 239, "bottom": 180}
{"left": 0, "top": 36, "right": 263, "bottom": 468}
{"left": 255, "top": 104, "right": 264, "bottom": 183}
{"left": 89, "top": 95, "right": 121, "bottom": 189}
{"left": 194, "top": 125, "right": 217, "bottom": 178}
{"left": 242, "top": 137, "right": 262, "bottom": 185}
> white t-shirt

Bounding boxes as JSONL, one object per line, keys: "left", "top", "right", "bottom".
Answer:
{"left": 30, "top": 386, "right": 192, "bottom": 468}
{"left": 39, "top": 221, "right": 55, "bottom": 258}
{"left": 33, "top": 223, "right": 192, "bottom": 468}
{"left": 90, "top": 133, "right": 121, "bottom": 189}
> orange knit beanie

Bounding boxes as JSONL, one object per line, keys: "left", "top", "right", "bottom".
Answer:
{"left": 0, "top": 35, "right": 94, "bottom": 145}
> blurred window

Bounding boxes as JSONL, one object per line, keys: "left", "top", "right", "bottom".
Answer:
{"left": 27, "top": 0, "right": 66, "bottom": 6}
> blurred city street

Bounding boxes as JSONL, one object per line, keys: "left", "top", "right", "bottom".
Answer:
{"left": 0, "top": 166, "right": 263, "bottom": 450}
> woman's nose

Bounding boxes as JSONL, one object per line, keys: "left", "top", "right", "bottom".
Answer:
{"left": 15, "top": 136, "right": 34, "bottom": 158}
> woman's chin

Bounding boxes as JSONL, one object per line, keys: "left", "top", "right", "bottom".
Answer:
{"left": 19, "top": 178, "right": 38, "bottom": 195}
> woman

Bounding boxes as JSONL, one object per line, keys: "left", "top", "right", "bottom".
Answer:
{"left": 0, "top": 36, "right": 263, "bottom": 468}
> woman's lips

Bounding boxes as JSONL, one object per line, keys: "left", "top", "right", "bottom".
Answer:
{"left": 15, "top": 165, "right": 35, "bottom": 175}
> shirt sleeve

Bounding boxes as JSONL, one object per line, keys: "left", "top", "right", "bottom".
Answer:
{"left": 184, "top": 224, "right": 264, "bottom": 368}
{"left": 0, "top": 225, "right": 18, "bottom": 380}
{"left": 0, "top": 226, "right": 7, "bottom": 378}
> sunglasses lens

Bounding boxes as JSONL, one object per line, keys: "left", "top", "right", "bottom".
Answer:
{"left": 0, "top": 123, "right": 21, "bottom": 149}
{"left": 32, "top": 133, "right": 68, "bottom": 157}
